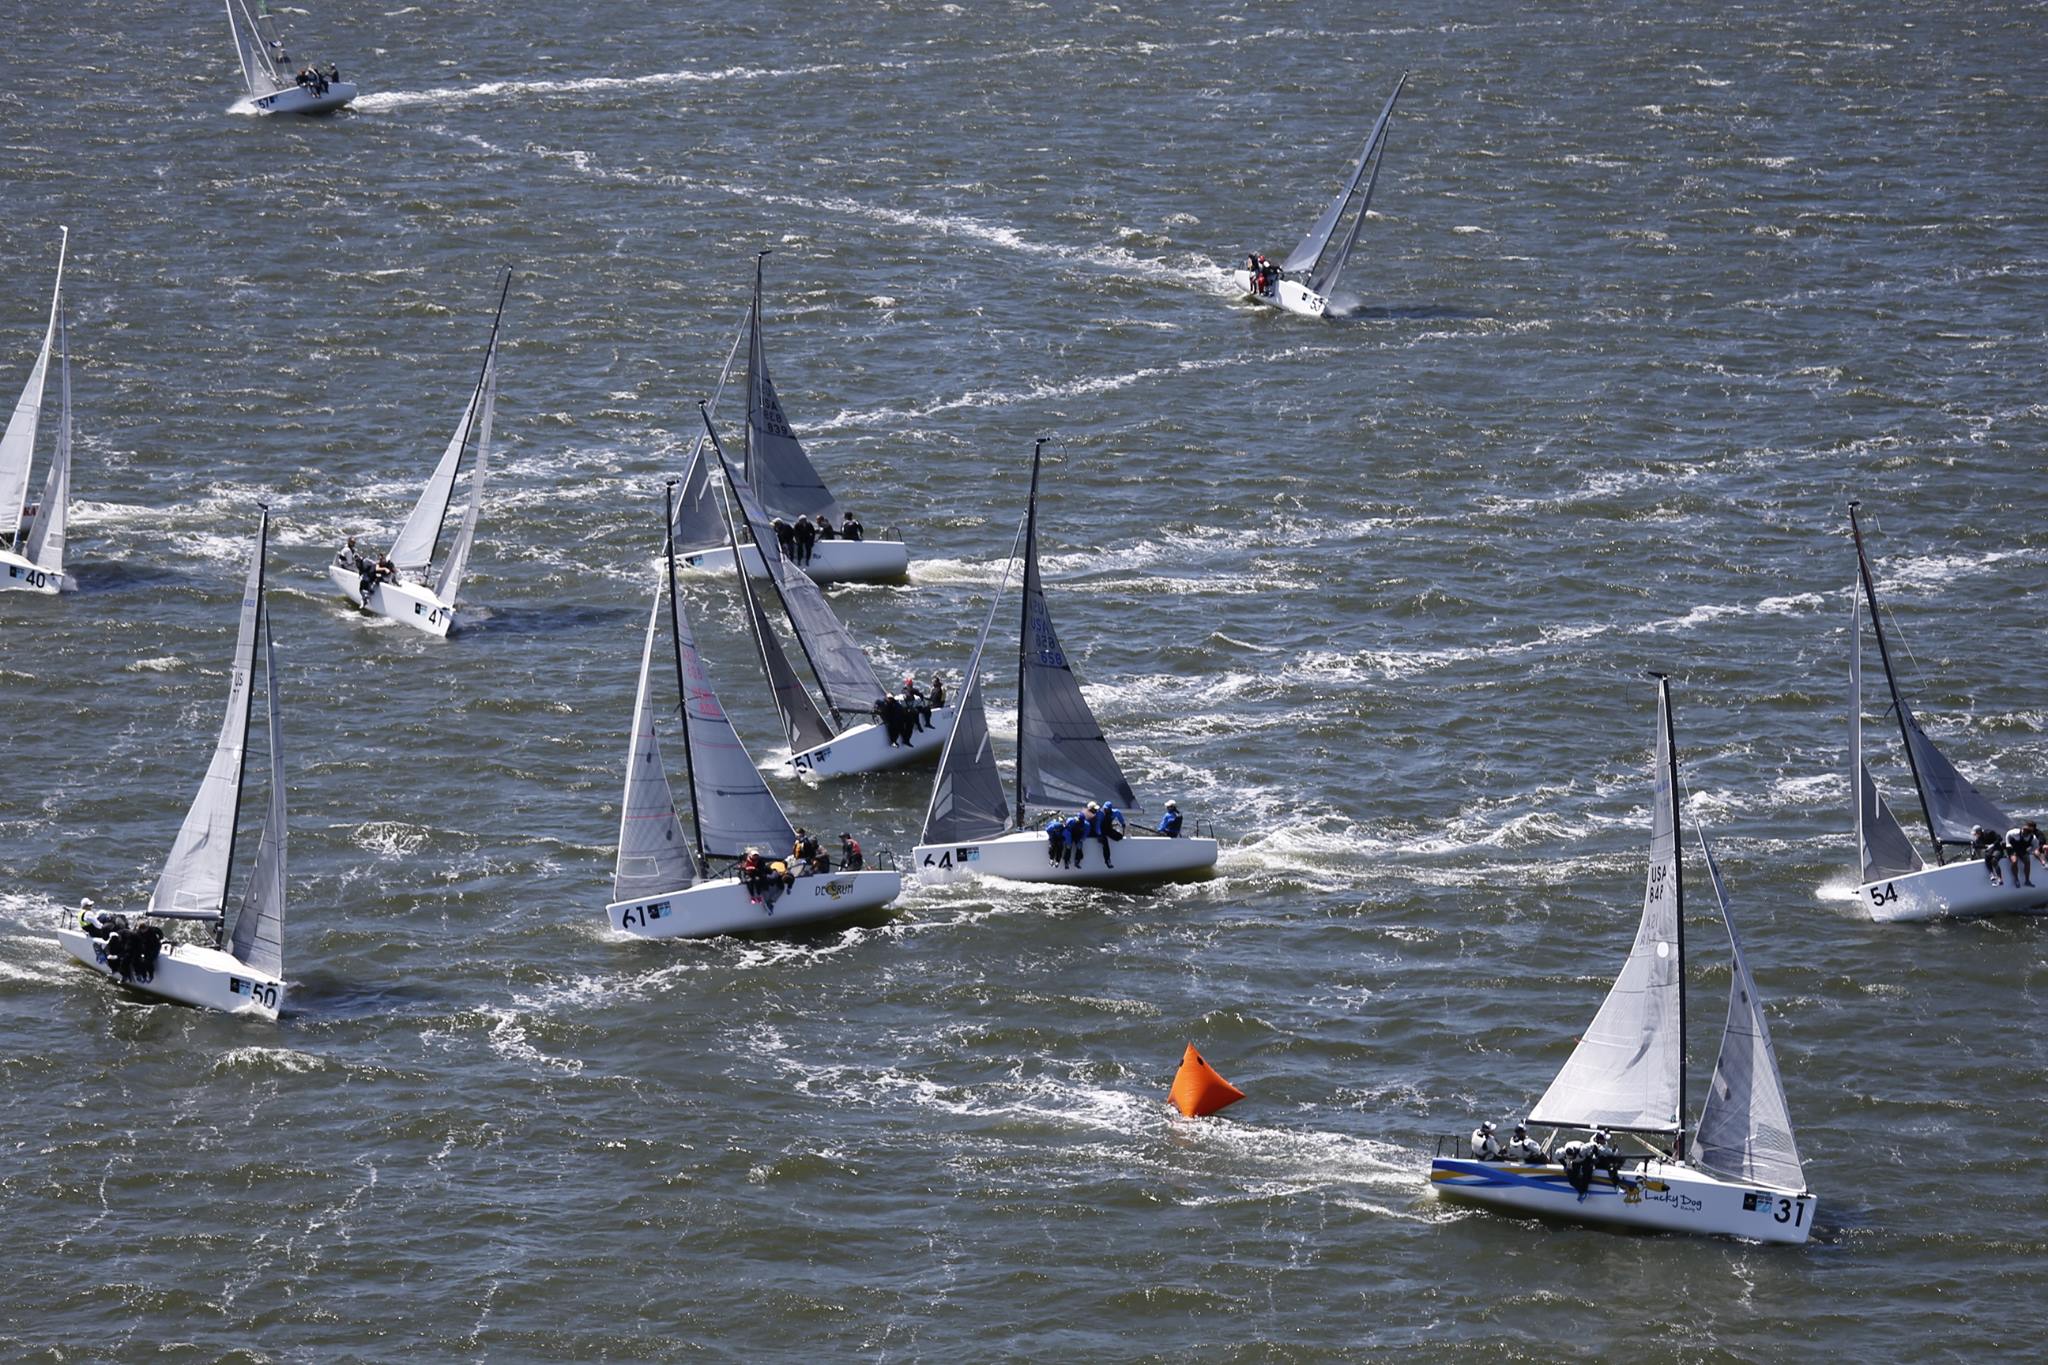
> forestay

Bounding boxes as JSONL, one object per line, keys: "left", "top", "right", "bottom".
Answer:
{"left": 0, "top": 229, "right": 63, "bottom": 544}
{"left": 228, "top": 615, "right": 287, "bottom": 978}
{"left": 153, "top": 516, "right": 266, "bottom": 916}
{"left": 613, "top": 583, "right": 697, "bottom": 902}
{"left": 1691, "top": 826, "right": 1806, "bottom": 1192}
{"left": 21, "top": 306, "right": 70, "bottom": 572}
{"left": 742, "top": 259, "right": 841, "bottom": 526}
{"left": 673, "top": 575, "right": 795, "bottom": 861}
{"left": 1015, "top": 451, "right": 1137, "bottom": 816}
{"left": 1850, "top": 588, "right": 1923, "bottom": 882}
{"left": 1279, "top": 73, "right": 1408, "bottom": 285}
{"left": 921, "top": 523, "right": 1025, "bottom": 846}
{"left": 1530, "top": 686, "right": 1683, "bottom": 1133}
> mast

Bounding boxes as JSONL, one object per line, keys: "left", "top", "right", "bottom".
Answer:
{"left": 699, "top": 402, "right": 846, "bottom": 724}
{"left": 663, "top": 478, "right": 708, "bottom": 876}
{"left": 219, "top": 505, "right": 269, "bottom": 944}
{"left": 1848, "top": 501, "right": 1943, "bottom": 863}
{"left": 1651, "top": 671, "right": 1687, "bottom": 1156}
{"left": 1016, "top": 440, "right": 1046, "bottom": 830}
{"left": 429, "top": 272, "right": 512, "bottom": 569}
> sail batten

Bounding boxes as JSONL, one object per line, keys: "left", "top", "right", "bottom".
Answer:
{"left": 1529, "top": 683, "right": 1684, "bottom": 1133}
{"left": 613, "top": 583, "right": 697, "bottom": 901}
{"left": 1692, "top": 826, "right": 1806, "bottom": 1192}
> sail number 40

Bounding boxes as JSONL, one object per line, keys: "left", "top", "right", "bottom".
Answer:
{"left": 1868, "top": 883, "right": 1899, "bottom": 907}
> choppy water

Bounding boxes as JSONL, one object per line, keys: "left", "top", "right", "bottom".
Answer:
{"left": 4, "top": 0, "right": 2047, "bottom": 1358}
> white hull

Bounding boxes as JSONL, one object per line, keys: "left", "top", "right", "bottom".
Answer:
{"left": 681, "top": 538, "right": 910, "bottom": 585}
{"left": 788, "top": 706, "right": 955, "bottom": 781}
{"left": 912, "top": 829, "right": 1219, "bottom": 888}
{"left": 329, "top": 563, "right": 455, "bottom": 638}
{"left": 607, "top": 868, "right": 902, "bottom": 939}
{"left": 245, "top": 81, "right": 358, "bottom": 116}
{"left": 1860, "top": 856, "right": 2048, "bottom": 922}
{"left": 1, "top": 548, "right": 64, "bottom": 595}
{"left": 1429, "top": 1157, "right": 1813, "bottom": 1244}
{"left": 56, "top": 928, "right": 283, "bottom": 1018}
{"left": 1233, "top": 269, "right": 1329, "bottom": 318}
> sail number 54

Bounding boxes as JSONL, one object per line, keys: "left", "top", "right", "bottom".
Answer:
{"left": 1868, "top": 882, "right": 1899, "bottom": 907}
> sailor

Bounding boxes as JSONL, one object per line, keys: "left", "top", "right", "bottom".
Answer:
{"left": 1044, "top": 813, "right": 1068, "bottom": 866}
{"left": 815, "top": 515, "right": 837, "bottom": 542}
{"left": 772, "top": 517, "right": 795, "bottom": 559}
{"left": 324, "top": 62, "right": 340, "bottom": 85}
{"left": 792, "top": 514, "right": 818, "bottom": 566}
{"left": 840, "top": 511, "right": 863, "bottom": 542}
{"left": 792, "top": 828, "right": 822, "bottom": 870}
{"left": 2006, "top": 821, "right": 2041, "bottom": 888}
{"left": 1470, "top": 1120, "right": 1504, "bottom": 1161}
{"left": 901, "top": 676, "right": 926, "bottom": 732}
{"left": 838, "top": 833, "right": 864, "bottom": 871}
{"left": 1556, "top": 1137, "right": 1596, "bottom": 1199}
{"left": 1083, "top": 801, "right": 1116, "bottom": 869}
{"left": 1062, "top": 809, "right": 1086, "bottom": 868}
{"left": 1157, "top": 799, "right": 1183, "bottom": 838}
{"left": 927, "top": 672, "right": 947, "bottom": 714}
{"left": 738, "top": 848, "right": 769, "bottom": 902}
{"left": 1973, "top": 825, "right": 2005, "bottom": 884}
{"left": 1591, "top": 1126, "right": 1624, "bottom": 1182}
{"left": 874, "top": 693, "right": 906, "bottom": 746}
{"left": 1096, "top": 798, "right": 1126, "bottom": 866}
{"left": 336, "top": 535, "right": 362, "bottom": 570}
{"left": 1504, "top": 1123, "right": 1546, "bottom": 1163}
{"left": 77, "top": 897, "right": 98, "bottom": 936}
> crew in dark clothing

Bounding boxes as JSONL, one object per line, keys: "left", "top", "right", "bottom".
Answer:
{"left": 1096, "top": 799, "right": 1125, "bottom": 868}
{"left": 772, "top": 518, "right": 795, "bottom": 559}
{"left": 1045, "top": 814, "right": 1068, "bottom": 866}
{"left": 928, "top": 673, "right": 947, "bottom": 713}
{"left": 900, "top": 677, "right": 926, "bottom": 732}
{"left": 1974, "top": 825, "right": 2005, "bottom": 885}
{"left": 1083, "top": 802, "right": 1114, "bottom": 869}
{"left": 1062, "top": 811, "right": 1086, "bottom": 868}
{"left": 792, "top": 515, "right": 818, "bottom": 566}
{"left": 874, "top": 694, "right": 906, "bottom": 746}
{"left": 324, "top": 62, "right": 341, "bottom": 85}
{"left": 816, "top": 516, "right": 837, "bottom": 542}
{"left": 2007, "top": 821, "right": 2041, "bottom": 888}
{"left": 838, "top": 833, "right": 864, "bottom": 871}
{"left": 840, "top": 512, "right": 863, "bottom": 541}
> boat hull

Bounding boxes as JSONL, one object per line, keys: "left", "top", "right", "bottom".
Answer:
{"left": 0, "top": 548, "right": 64, "bottom": 595}
{"left": 329, "top": 563, "right": 455, "bottom": 638}
{"left": 788, "top": 706, "right": 955, "bottom": 781}
{"left": 681, "top": 538, "right": 910, "bottom": 585}
{"left": 1233, "top": 269, "right": 1329, "bottom": 319}
{"left": 246, "top": 81, "right": 358, "bottom": 116}
{"left": 56, "top": 928, "right": 283, "bottom": 1018}
{"left": 912, "top": 829, "right": 1219, "bottom": 888}
{"left": 1860, "top": 856, "right": 2048, "bottom": 922}
{"left": 1429, "top": 1157, "right": 1813, "bottom": 1245}
{"left": 607, "top": 869, "right": 902, "bottom": 939}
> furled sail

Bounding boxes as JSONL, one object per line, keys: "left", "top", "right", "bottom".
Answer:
{"left": 715, "top": 438, "right": 883, "bottom": 724}
{"left": 613, "top": 583, "right": 697, "bottom": 901}
{"left": 22, "top": 305, "right": 70, "bottom": 572}
{"left": 1850, "top": 588, "right": 1923, "bottom": 882}
{"left": 229, "top": 614, "right": 287, "bottom": 977}
{"left": 435, "top": 357, "right": 494, "bottom": 603}
{"left": 921, "top": 524, "right": 1025, "bottom": 846}
{"left": 741, "top": 260, "right": 842, "bottom": 526}
{"left": 1530, "top": 683, "right": 1684, "bottom": 1133}
{"left": 1691, "top": 825, "right": 1806, "bottom": 1192}
{"left": 1015, "top": 449, "right": 1137, "bottom": 817}
{"left": 1, "top": 229, "right": 63, "bottom": 545}
{"left": 1902, "top": 712, "right": 2009, "bottom": 845}
{"left": 153, "top": 514, "right": 266, "bottom": 915}
{"left": 1280, "top": 74, "right": 1408, "bottom": 277}
{"left": 673, "top": 573, "right": 795, "bottom": 861}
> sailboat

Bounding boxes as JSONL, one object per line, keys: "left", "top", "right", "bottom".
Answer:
{"left": 1846, "top": 503, "right": 2045, "bottom": 921}
{"left": 675, "top": 254, "right": 910, "bottom": 585}
{"left": 698, "top": 406, "right": 957, "bottom": 780}
{"left": 911, "top": 442, "right": 1219, "bottom": 887}
{"left": 1428, "top": 678, "right": 1814, "bottom": 1243}
{"left": 2, "top": 228, "right": 74, "bottom": 596}
{"left": 56, "top": 509, "right": 289, "bottom": 1018}
{"left": 330, "top": 275, "right": 507, "bottom": 638}
{"left": 605, "top": 480, "right": 903, "bottom": 940}
{"left": 224, "top": 0, "right": 357, "bottom": 115}
{"left": 1236, "top": 73, "right": 1409, "bottom": 319}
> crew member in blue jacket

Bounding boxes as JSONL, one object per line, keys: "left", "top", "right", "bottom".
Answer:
{"left": 1063, "top": 810, "right": 1086, "bottom": 868}
{"left": 1157, "top": 800, "right": 1183, "bottom": 838}
{"left": 1044, "top": 813, "right": 1067, "bottom": 866}
{"left": 1090, "top": 800, "right": 1125, "bottom": 868}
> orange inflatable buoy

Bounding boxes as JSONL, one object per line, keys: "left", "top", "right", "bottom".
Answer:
{"left": 1169, "top": 1043, "right": 1245, "bottom": 1118}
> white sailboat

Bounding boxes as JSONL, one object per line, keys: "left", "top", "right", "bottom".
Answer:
{"left": 1846, "top": 503, "right": 2046, "bottom": 922}
{"left": 1428, "top": 678, "right": 1815, "bottom": 1244}
{"left": 604, "top": 481, "right": 903, "bottom": 941}
{"left": 675, "top": 254, "right": 909, "bottom": 585}
{"left": 695, "top": 403, "right": 956, "bottom": 781}
{"left": 1236, "top": 73, "right": 1409, "bottom": 319}
{"left": 330, "top": 275, "right": 507, "bottom": 638}
{"left": 2, "top": 228, "right": 74, "bottom": 596}
{"left": 224, "top": 0, "right": 357, "bottom": 115}
{"left": 911, "top": 442, "right": 1219, "bottom": 888}
{"left": 57, "top": 509, "right": 289, "bottom": 1019}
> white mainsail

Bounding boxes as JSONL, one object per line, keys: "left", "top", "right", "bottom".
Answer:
{"left": 434, "top": 357, "right": 494, "bottom": 604}
{"left": 225, "top": 0, "right": 286, "bottom": 97}
{"left": 228, "top": 613, "right": 287, "bottom": 978}
{"left": 1016, "top": 445, "right": 1137, "bottom": 816}
{"left": 152, "top": 513, "right": 266, "bottom": 915}
{"left": 612, "top": 582, "right": 697, "bottom": 902}
{"left": 21, "top": 303, "right": 70, "bottom": 572}
{"left": 1690, "top": 825, "right": 1806, "bottom": 1192}
{"left": 1530, "top": 682, "right": 1684, "bottom": 1134}
{"left": 389, "top": 277, "right": 508, "bottom": 583}
{"left": 1, "top": 228, "right": 65, "bottom": 546}
{"left": 921, "top": 523, "right": 1025, "bottom": 847}
{"left": 1279, "top": 73, "right": 1408, "bottom": 290}
{"left": 741, "top": 257, "right": 842, "bottom": 526}
{"left": 1850, "top": 581, "right": 1923, "bottom": 882}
